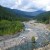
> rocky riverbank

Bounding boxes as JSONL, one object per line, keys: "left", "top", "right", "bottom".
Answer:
{"left": 0, "top": 20, "right": 50, "bottom": 50}
{"left": 33, "top": 43, "right": 50, "bottom": 50}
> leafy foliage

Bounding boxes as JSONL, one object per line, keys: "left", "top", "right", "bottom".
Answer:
{"left": 0, "top": 20, "right": 24, "bottom": 35}
{"left": 0, "top": 6, "right": 27, "bottom": 35}
{"left": 31, "top": 36, "right": 35, "bottom": 43}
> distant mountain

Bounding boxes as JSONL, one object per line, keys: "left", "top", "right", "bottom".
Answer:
{"left": 0, "top": 6, "right": 30, "bottom": 21}
{"left": 3, "top": 6, "right": 45, "bottom": 18}
{"left": 9, "top": 9, "right": 45, "bottom": 17}
{"left": 0, "top": 5, "right": 45, "bottom": 19}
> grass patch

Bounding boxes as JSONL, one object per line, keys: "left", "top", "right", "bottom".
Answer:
{"left": 0, "top": 20, "right": 24, "bottom": 36}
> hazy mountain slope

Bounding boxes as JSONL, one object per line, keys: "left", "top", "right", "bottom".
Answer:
{"left": 0, "top": 6, "right": 17, "bottom": 21}
{"left": 0, "top": 6, "right": 30, "bottom": 21}
{"left": 36, "top": 11, "right": 50, "bottom": 24}
{"left": 10, "top": 9, "right": 44, "bottom": 17}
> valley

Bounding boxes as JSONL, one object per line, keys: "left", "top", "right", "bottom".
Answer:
{"left": 0, "top": 5, "right": 50, "bottom": 50}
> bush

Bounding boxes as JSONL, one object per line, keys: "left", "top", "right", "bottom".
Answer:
{"left": 31, "top": 36, "right": 35, "bottom": 43}
{"left": 0, "top": 20, "right": 24, "bottom": 35}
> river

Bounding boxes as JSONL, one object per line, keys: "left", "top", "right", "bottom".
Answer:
{"left": 0, "top": 20, "right": 50, "bottom": 50}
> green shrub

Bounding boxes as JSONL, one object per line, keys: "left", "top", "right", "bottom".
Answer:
{"left": 31, "top": 36, "right": 35, "bottom": 43}
{"left": 0, "top": 20, "right": 24, "bottom": 35}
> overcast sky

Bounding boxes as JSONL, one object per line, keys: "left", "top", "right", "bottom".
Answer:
{"left": 0, "top": 0, "right": 50, "bottom": 12}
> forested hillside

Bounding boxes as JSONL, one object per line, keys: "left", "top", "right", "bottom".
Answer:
{"left": 36, "top": 11, "right": 50, "bottom": 24}
{"left": 0, "top": 6, "right": 27, "bottom": 35}
{"left": 0, "top": 6, "right": 29, "bottom": 21}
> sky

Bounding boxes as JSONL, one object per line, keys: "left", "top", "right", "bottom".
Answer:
{"left": 0, "top": 0, "right": 50, "bottom": 12}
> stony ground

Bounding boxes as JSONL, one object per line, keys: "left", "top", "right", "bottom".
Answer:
{"left": 0, "top": 20, "right": 50, "bottom": 50}
{"left": 33, "top": 44, "right": 50, "bottom": 50}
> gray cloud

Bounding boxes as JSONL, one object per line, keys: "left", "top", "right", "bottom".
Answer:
{"left": 0, "top": 0, "right": 50, "bottom": 12}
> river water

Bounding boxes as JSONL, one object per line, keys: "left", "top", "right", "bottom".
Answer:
{"left": 7, "top": 21, "right": 50, "bottom": 50}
